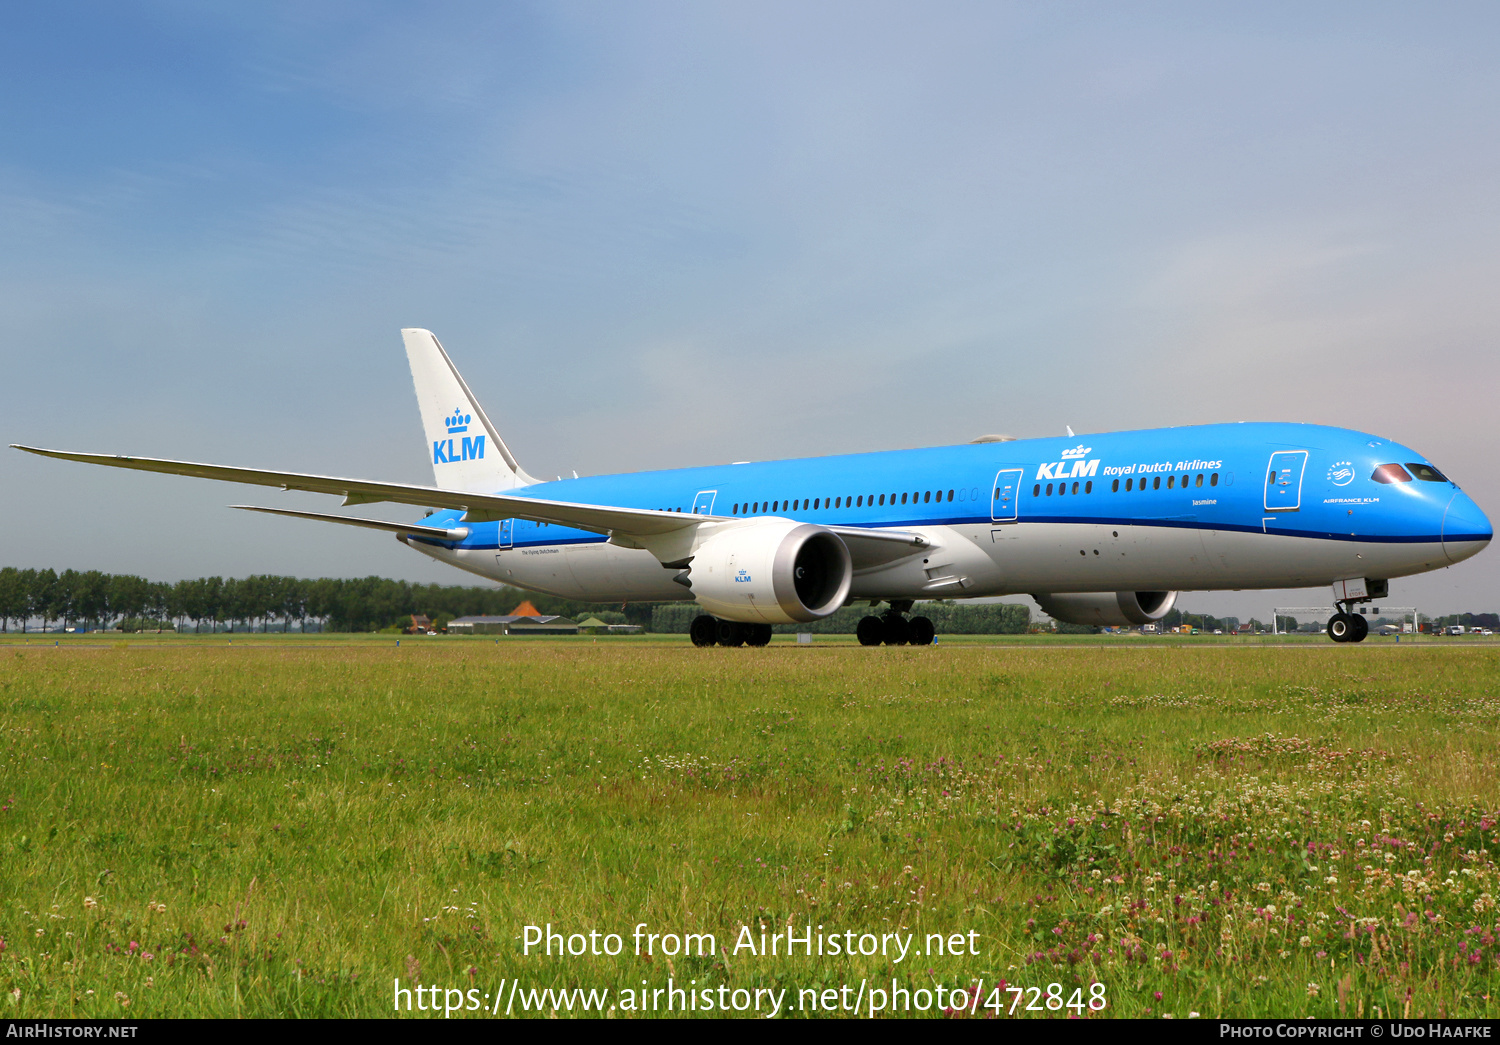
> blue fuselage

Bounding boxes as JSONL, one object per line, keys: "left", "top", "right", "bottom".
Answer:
{"left": 420, "top": 423, "right": 1490, "bottom": 575}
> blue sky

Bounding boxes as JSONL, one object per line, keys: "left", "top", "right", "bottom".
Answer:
{"left": 4, "top": 2, "right": 1498, "bottom": 618}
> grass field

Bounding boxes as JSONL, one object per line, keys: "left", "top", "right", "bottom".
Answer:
{"left": 1, "top": 635, "right": 1497, "bottom": 1018}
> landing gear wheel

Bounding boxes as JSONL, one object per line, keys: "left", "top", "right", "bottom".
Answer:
{"left": 856, "top": 616, "right": 884, "bottom": 646}
{"left": 745, "top": 623, "right": 773, "bottom": 647}
{"left": 1350, "top": 613, "right": 1369, "bottom": 643}
{"left": 1327, "top": 613, "right": 1353, "bottom": 643}
{"left": 690, "top": 615, "right": 718, "bottom": 647}
{"left": 716, "top": 620, "right": 746, "bottom": 647}
{"left": 908, "top": 616, "right": 936, "bottom": 646}
{"left": 882, "top": 614, "right": 911, "bottom": 646}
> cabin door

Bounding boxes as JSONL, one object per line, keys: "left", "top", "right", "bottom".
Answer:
{"left": 1263, "top": 451, "right": 1309, "bottom": 512}
{"left": 498, "top": 519, "right": 514, "bottom": 549}
{"left": 991, "top": 469, "right": 1023, "bottom": 523}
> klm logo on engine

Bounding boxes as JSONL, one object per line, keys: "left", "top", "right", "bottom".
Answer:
{"left": 734, "top": 569, "right": 752, "bottom": 583}
{"left": 434, "top": 406, "right": 485, "bottom": 464}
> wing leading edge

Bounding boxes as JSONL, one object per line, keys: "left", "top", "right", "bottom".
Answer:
{"left": 11, "top": 445, "right": 700, "bottom": 536}
{"left": 11, "top": 445, "right": 928, "bottom": 568}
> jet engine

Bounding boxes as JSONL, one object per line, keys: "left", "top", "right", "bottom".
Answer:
{"left": 1032, "top": 590, "right": 1178, "bottom": 627}
{"left": 684, "top": 521, "right": 853, "bottom": 624}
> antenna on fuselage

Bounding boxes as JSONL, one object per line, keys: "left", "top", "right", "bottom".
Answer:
{"left": 1066, "top": 425, "right": 1075, "bottom": 437}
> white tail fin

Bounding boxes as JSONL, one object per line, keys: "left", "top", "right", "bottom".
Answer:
{"left": 402, "top": 328, "right": 539, "bottom": 492}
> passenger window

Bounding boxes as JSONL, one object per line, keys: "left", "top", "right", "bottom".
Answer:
{"left": 1195, "top": 473, "right": 1203, "bottom": 487}
{"left": 1085, "top": 481, "right": 1093, "bottom": 494}
{"left": 1112, "top": 479, "right": 1119, "bottom": 492}
{"left": 1267, "top": 469, "right": 1276, "bottom": 486}
{"left": 1210, "top": 473, "right": 1218, "bottom": 487}
{"left": 1167, "top": 476, "right": 1175, "bottom": 489}
{"left": 1058, "top": 483, "right": 1066, "bottom": 497}
{"left": 1153, "top": 477, "right": 1161, "bottom": 491}
{"left": 1046, "top": 483, "right": 1054, "bottom": 496}
{"left": 879, "top": 494, "right": 885, "bottom": 505}
{"left": 1371, "top": 464, "right": 1413, "bottom": 484}
{"left": 1404, "top": 463, "right": 1448, "bottom": 482}
{"left": 923, "top": 491, "right": 931, "bottom": 504}
{"left": 901, "top": 492, "right": 908, "bottom": 504}
{"left": 1125, "top": 478, "right": 1132, "bottom": 491}
{"left": 1032, "top": 484, "right": 1040, "bottom": 496}
{"left": 1071, "top": 482, "right": 1079, "bottom": 495}
{"left": 856, "top": 495, "right": 863, "bottom": 507}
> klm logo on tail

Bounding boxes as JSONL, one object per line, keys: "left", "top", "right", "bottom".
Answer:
{"left": 435, "top": 407, "right": 485, "bottom": 464}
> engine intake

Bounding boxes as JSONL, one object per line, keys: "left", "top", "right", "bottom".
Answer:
{"left": 688, "top": 521, "right": 853, "bottom": 624}
{"left": 1032, "top": 590, "right": 1178, "bottom": 627}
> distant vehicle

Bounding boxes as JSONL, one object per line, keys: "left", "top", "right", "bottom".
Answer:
{"left": 1447, "top": 625, "right": 1467, "bottom": 636}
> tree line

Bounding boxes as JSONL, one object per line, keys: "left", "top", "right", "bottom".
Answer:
{"left": 0, "top": 567, "right": 1039, "bottom": 635}
{"left": 0, "top": 568, "right": 621, "bottom": 634}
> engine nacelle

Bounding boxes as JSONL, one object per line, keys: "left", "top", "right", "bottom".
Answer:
{"left": 687, "top": 521, "right": 853, "bottom": 624}
{"left": 1032, "top": 590, "right": 1178, "bottom": 627}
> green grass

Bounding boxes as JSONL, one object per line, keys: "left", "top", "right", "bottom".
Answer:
{"left": 1, "top": 638, "right": 1496, "bottom": 1018}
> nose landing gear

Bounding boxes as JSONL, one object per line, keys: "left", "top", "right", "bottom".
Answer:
{"left": 1326, "top": 610, "right": 1369, "bottom": 643}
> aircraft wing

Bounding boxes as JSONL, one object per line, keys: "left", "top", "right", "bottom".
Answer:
{"left": 11, "top": 445, "right": 702, "bottom": 537}
{"left": 13, "top": 446, "right": 931, "bottom": 565}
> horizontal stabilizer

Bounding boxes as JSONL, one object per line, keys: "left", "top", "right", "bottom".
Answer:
{"left": 231, "top": 505, "right": 470, "bottom": 541}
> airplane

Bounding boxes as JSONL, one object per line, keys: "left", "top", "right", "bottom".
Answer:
{"left": 13, "top": 329, "right": 1492, "bottom": 646}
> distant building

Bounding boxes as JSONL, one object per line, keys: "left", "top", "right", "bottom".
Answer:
{"left": 447, "top": 613, "right": 579, "bottom": 635}
{"left": 407, "top": 614, "right": 433, "bottom": 634}
{"left": 577, "top": 616, "right": 644, "bottom": 634}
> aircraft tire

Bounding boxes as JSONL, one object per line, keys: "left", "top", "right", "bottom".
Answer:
{"left": 856, "top": 616, "right": 884, "bottom": 646}
{"left": 883, "top": 614, "right": 911, "bottom": 646}
{"left": 908, "top": 616, "right": 936, "bottom": 646}
{"left": 716, "top": 620, "right": 746, "bottom": 647}
{"left": 744, "top": 623, "right": 773, "bottom": 647}
{"left": 1350, "top": 614, "right": 1369, "bottom": 643}
{"left": 1327, "top": 613, "right": 1352, "bottom": 643}
{"left": 690, "top": 615, "right": 718, "bottom": 647}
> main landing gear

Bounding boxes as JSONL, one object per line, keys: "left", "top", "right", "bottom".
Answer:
{"left": 690, "top": 615, "right": 774, "bottom": 648}
{"left": 856, "top": 601, "right": 935, "bottom": 647}
{"left": 1326, "top": 610, "right": 1369, "bottom": 643}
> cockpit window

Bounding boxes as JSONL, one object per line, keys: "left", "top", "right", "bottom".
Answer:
{"left": 1370, "top": 463, "right": 1412, "bottom": 484}
{"left": 1404, "top": 463, "right": 1449, "bottom": 483}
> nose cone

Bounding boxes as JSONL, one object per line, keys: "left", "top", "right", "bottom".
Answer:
{"left": 1443, "top": 491, "right": 1493, "bottom": 564}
